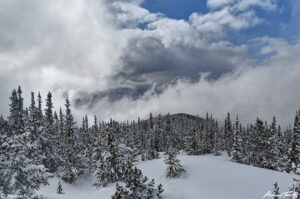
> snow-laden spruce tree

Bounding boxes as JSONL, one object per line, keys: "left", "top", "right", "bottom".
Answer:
{"left": 93, "top": 153, "right": 109, "bottom": 187}
{"left": 145, "top": 114, "right": 159, "bottom": 160}
{"left": 273, "top": 182, "right": 280, "bottom": 199}
{"left": 41, "top": 91, "right": 61, "bottom": 172}
{"left": 58, "top": 96, "right": 82, "bottom": 183}
{"left": 112, "top": 167, "right": 164, "bottom": 199}
{"left": 288, "top": 179, "right": 300, "bottom": 199}
{"left": 145, "top": 133, "right": 159, "bottom": 160}
{"left": 112, "top": 183, "right": 129, "bottom": 199}
{"left": 232, "top": 115, "right": 243, "bottom": 163}
{"left": 202, "top": 112, "right": 211, "bottom": 154}
{"left": 94, "top": 121, "right": 123, "bottom": 187}
{"left": 0, "top": 116, "right": 11, "bottom": 196}
{"left": 165, "top": 146, "right": 185, "bottom": 178}
{"left": 264, "top": 182, "right": 280, "bottom": 199}
{"left": 57, "top": 181, "right": 64, "bottom": 194}
{"left": 224, "top": 113, "right": 233, "bottom": 156}
{"left": 213, "top": 120, "right": 221, "bottom": 156}
{"left": 7, "top": 132, "right": 50, "bottom": 197}
{"left": 79, "top": 115, "right": 93, "bottom": 175}
{"left": 0, "top": 87, "right": 50, "bottom": 198}
{"left": 264, "top": 179, "right": 299, "bottom": 199}
{"left": 264, "top": 116, "right": 281, "bottom": 170}
{"left": 184, "top": 128, "right": 199, "bottom": 155}
{"left": 286, "top": 110, "right": 300, "bottom": 174}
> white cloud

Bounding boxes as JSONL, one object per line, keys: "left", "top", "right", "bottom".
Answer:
{"left": 232, "top": 0, "right": 277, "bottom": 12}
{"left": 207, "top": 0, "right": 235, "bottom": 9}
{"left": 111, "top": 1, "right": 163, "bottom": 27}
{"left": 0, "top": 0, "right": 298, "bottom": 128}
{"left": 190, "top": 8, "right": 262, "bottom": 35}
{"left": 201, "top": 0, "right": 276, "bottom": 36}
{"left": 207, "top": 0, "right": 277, "bottom": 11}
{"left": 87, "top": 41, "right": 300, "bottom": 126}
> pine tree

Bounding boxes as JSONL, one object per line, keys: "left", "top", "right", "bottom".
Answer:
{"left": 0, "top": 117, "right": 11, "bottom": 196}
{"left": 266, "top": 117, "right": 281, "bottom": 170}
{"left": 112, "top": 183, "right": 129, "bottom": 199}
{"left": 203, "top": 112, "right": 210, "bottom": 153}
{"left": 6, "top": 125, "right": 49, "bottom": 197}
{"left": 26, "top": 92, "right": 39, "bottom": 142}
{"left": 214, "top": 121, "right": 221, "bottom": 156}
{"left": 164, "top": 113, "right": 173, "bottom": 150}
{"left": 241, "top": 124, "right": 249, "bottom": 164}
{"left": 79, "top": 115, "right": 93, "bottom": 175}
{"left": 165, "top": 147, "right": 185, "bottom": 178}
{"left": 113, "top": 166, "right": 163, "bottom": 199}
{"left": 2, "top": 87, "right": 50, "bottom": 197}
{"left": 224, "top": 113, "right": 233, "bottom": 156}
{"left": 42, "top": 91, "right": 60, "bottom": 172}
{"left": 9, "top": 87, "right": 25, "bottom": 136}
{"left": 58, "top": 96, "right": 80, "bottom": 183}
{"left": 145, "top": 132, "right": 159, "bottom": 160}
{"left": 273, "top": 182, "right": 280, "bottom": 199}
{"left": 94, "top": 153, "right": 109, "bottom": 187}
{"left": 251, "top": 118, "right": 266, "bottom": 167}
{"left": 146, "top": 113, "right": 159, "bottom": 160}
{"left": 288, "top": 179, "right": 300, "bottom": 199}
{"left": 286, "top": 111, "right": 300, "bottom": 174}
{"left": 57, "top": 181, "right": 64, "bottom": 194}
{"left": 232, "top": 115, "right": 242, "bottom": 163}
{"left": 185, "top": 128, "right": 199, "bottom": 155}
{"left": 94, "top": 121, "right": 122, "bottom": 187}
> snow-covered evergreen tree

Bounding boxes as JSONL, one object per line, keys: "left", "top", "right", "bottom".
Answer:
{"left": 232, "top": 115, "right": 242, "bottom": 163}
{"left": 1, "top": 87, "right": 50, "bottom": 197}
{"left": 224, "top": 113, "right": 233, "bottom": 156}
{"left": 214, "top": 121, "right": 221, "bottom": 156}
{"left": 57, "top": 181, "right": 64, "bottom": 194}
{"left": 272, "top": 182, "right": 280, "bottom": 199}
{"left": 185, "top": 128, "right": 199, "bottom": 155}
{"left": 58, "top": 96, "right": 81, "bottom": 183}
{"left": 145, "top": 113, "right": 159, "bottom": 160}
{"left": 112, "top": 166, "right": 163, "bottom": 199}
{"left": 165, "top": 147, "right": 185, "bottom": 178}
{"left": 112, "top": 183, "right": 129, "bottom": 199}
{"left": 41, "top": 91, "right": 60, "bottom": 172}
{"left": 251, "top": 118, "right": 266, "bottom": 167}
{"left": 286, "top": 111, "right": 300, "bottom": 174}
{"left": 94, "top": 153, "right": 109, "bottom": 188}
{"left": 265, "top": 117, "right": 281, "bottom": 170}
{"left": 94, "top": 121, "right": 123, "bottom": 187}
{"left": 287, "top": 179, "right": 300, "bottom": 199}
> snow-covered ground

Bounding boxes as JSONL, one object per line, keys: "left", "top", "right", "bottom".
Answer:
{"left": 37, "top": 154, "right": 297, "bottom": 199}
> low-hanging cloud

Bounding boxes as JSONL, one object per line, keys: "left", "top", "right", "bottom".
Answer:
{"left": 0, "top": 0, "right": 299, "bottom": 126}
{"left": 83, "top": 41, "right": 300, "bottom": 126}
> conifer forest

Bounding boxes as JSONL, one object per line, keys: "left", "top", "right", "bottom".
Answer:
{"left": 0, "top": 86, "right": 299, "bottom": 198}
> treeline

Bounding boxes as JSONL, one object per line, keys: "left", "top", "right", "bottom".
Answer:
{"left": 0, "top": 86, "right": 299, "bottom": 198}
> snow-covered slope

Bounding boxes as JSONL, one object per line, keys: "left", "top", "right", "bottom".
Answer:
{"left": 37, "top": 154, "right": 297, "bottom": 199}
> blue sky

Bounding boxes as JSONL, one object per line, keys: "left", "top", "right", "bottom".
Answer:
{"left": 142, "top": 0, "right": 299, "bottom": 45}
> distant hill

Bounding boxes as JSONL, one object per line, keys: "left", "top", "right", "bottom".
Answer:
{"left": 145, "top": 113, "right": 205, "bottom": 125}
